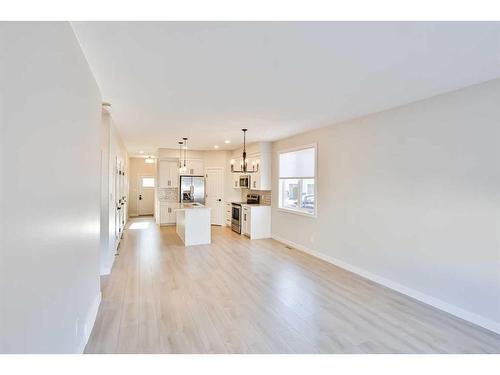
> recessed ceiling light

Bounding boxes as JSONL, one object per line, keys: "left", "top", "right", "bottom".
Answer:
{"left": 214, "top": 145, "right": 220, "bottom": 149}
{"left": 224, "top": 140, "right": 231, "bottom": 144}
{"left": 139, "top": 150, "right": 144, "bottom": 154}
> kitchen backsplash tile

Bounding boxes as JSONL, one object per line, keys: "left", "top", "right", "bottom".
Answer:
{"left": 241, "top": 189, "right": 271, "bottom": 205}
{"left": 159, "top": 187, "right": 270, "bottom": 205}
{"left": 158, "top": 188, "right": 178, "bottom": 202}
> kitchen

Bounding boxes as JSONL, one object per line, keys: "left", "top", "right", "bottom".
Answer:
{"left": 152, "top": 131, "right": 272, "bottom": 246}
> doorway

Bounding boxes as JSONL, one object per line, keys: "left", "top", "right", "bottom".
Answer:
{"left": 205, "top": 168, "right": 224, "bottom": 225}
{"left": 138, "top": 175, "right": 155, "bottom": 215}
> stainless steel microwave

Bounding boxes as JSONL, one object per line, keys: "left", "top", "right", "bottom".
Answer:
{"left": 239, "top": 175, "right": 250, "bottom": 188}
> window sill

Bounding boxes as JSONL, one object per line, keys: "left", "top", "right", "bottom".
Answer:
{"left": 277, "top": 207, "right": 316, "bottom": 218}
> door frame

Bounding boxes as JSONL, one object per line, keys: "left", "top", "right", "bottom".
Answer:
{"left": 114, "top": 156, "right": 125, "bottom": 252}
{"left": 205, "top": 167, "right": 225, "bottom": 226}
{"left": 137, "top": 174, "right": 155, "bottom": 216}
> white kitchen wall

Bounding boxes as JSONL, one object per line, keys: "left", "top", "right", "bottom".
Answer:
{"left": 271, "top": 79, "right": 500, "bottom": 333}
{"left": 0, "top": 22, "right": 102, "bottom": 352}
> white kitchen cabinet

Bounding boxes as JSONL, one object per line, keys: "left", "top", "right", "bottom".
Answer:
{"left": 233, "top": 157, "right": 243, "bottom": 172}
{"left": 168, "top": 162, "right": 179, "bottom": 187}
{"left": 242, "top": 206, "right": 250, "bottom": 235}
{"left": 230, "top": 143, "right": 272, "bottom": 191}
{"left": 231, "top": 157, "right": 244, "bottom": 189}
{"left": 159, "top": 161, "right": 169, "bottom": 188}
{"left": 182, "top": 159, "right": 204, "bottom": 176}
{"left": 232, "top": 173, "right": 240, "bottom": 188}
{"left": 159, "top": 160, "right": 179, "bottom": 188}
{"left": 247, "top": 153, "right": 271, "bottom": 190}
{"left": 248, "top": 155, "right": 260, "bottom": 190}
{"left": 241, "top": 205, "right": 271, "bottom": 239}
{"left": 159, "top": 203, "right": 169, "bottom": 223}
{"left": 159, "top": 202, "right": 178, "bottom": 225}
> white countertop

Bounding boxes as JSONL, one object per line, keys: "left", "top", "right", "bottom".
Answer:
{"left": 175, "top": 202, "right": 210, "bottom": 210}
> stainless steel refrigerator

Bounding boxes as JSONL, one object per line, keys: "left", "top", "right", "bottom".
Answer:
{"left": 179, "top": 175, "right": 205, "bottom": 204}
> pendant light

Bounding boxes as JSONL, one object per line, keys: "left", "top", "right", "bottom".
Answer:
{"left": 178, "top": 141, "right": 183, "bottom": 169}
{"left": 231, "top": 129, "right": 259, "bottom": 173}
{"left": 179, "top": 137, "right": 188, "bottom": 174}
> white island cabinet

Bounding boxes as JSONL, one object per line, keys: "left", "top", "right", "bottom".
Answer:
{"left": 175, "top": 203, "right": 211, "bottom": 246}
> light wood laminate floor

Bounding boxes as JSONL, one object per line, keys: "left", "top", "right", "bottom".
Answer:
{"left": 85, "top": 217, "right": 500, "bottom": 353}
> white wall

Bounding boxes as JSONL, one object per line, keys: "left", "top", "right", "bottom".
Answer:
{"left": 105, "top": 118, "right": 128, "bottom": 274}
{"left": 0, "top": 22, "right": 102, "bottom": 352}
{"left": 100, "top": 110, "right": 110, "bottom": 276}
{"left": 271, "top": 79, "right": 500, "bottom": 333}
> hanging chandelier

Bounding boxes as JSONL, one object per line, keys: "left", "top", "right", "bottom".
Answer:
{"left": 231, "top": 129, "right": 259, "bottom": 173}
{"left": 179, "top": 137, "right": 188, "bottom": 173}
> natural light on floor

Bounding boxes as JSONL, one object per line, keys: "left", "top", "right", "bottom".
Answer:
{"left": 129, "top": 222, "right": 150, "bottom": 230}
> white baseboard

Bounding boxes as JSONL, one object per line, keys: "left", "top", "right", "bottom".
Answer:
{"left": 99, "top": 252, "right": 116, "bottom": 276}
{"left": 100, "top": 266, "right": 111, "bottom": 276}
{"left": 77, "top": 292, "right": 102, "bottom": 353}
{"left": 271, "top": 235, "right": 500, "bottom": 335}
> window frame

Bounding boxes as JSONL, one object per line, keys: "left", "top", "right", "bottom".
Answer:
{"left": 141, "top": 176, "right": 155, "bottom": 188}
{"left": 277, "top": 143, "right": 317, "bottom": 218}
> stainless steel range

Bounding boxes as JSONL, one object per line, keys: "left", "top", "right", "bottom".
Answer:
{"left": 231, "top": 194, "right": 260, "bottom": 234}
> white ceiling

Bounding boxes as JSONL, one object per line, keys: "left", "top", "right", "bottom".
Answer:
{"left": 72, "top": 22, "right": 500, "bottom": 154}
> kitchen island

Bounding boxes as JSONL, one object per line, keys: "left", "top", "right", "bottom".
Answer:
{"left": 175, "top": 203, "right": 211, "bottom": 246}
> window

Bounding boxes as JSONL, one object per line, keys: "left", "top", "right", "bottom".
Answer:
{"left": 141, "top": 177, "right": 155, "bottom": 188}
{"left": 278, "top": 145, "right": 316, "bottom": 216}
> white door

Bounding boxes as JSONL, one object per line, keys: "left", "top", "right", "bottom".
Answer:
{"left": 138, "top": 176, "right": 155, "bottom": 215}
{"left": 205, "top": 168, "right": 224, "bottom": 225}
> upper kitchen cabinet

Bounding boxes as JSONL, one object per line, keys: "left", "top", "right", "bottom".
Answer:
{"left": 232, "top": 172, "right": 240, "bottom": 188}
{"left": 159, "top": 159, "right": 179, "bottom": 188}
{"left": 181, "top": 159, "right": 204, "bottom": 176}
{"left": 231, "top": 157, "right": 243, "bottom": 173}
{"left": 248, "top": 152, "right": 271, "bottom": 190}
{"left": 230, "top": 143, "right": 271, "bottom": 190}
{"left": 230, "top": 157, "right": 244, "bottom": 189}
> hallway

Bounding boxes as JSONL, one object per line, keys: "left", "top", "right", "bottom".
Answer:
{"left": 85, "top": 217, "right": 500, "bottom": 354}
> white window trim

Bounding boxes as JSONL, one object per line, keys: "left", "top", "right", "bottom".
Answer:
{"left": 277, "top": 143, "right": 317, "bottom": 218}
{"left": 140, "top": 176, "right": 155, "bottom": 188}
